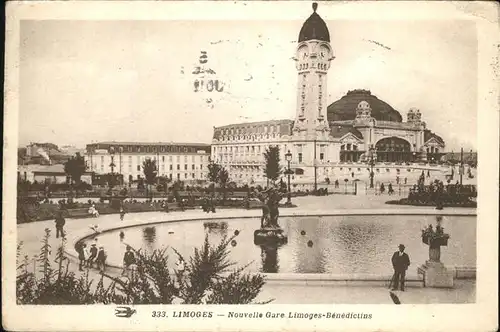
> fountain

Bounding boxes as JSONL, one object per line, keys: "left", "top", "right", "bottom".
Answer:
{"left": 253, "top": 187, "right": 288, "bottom": 246}
{"left": 418, "top": 216, "right": 454, "bottom": 287}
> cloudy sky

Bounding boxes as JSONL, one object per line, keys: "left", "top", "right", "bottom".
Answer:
{"left": 19, "top": 5, "right": 477, "bottom": 151}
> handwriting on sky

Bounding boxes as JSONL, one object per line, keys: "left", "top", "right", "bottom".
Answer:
{"left": 193, "top": 51, "right": 224, "bottom": 94}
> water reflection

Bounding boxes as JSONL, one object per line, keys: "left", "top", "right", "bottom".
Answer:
{"left": 292, "top": 217, "right": 327, "bottom": 273}
{"left": 142, "top": 227, "right": 157, "bottom": 246}
{"left": 93, "top": 215, "right": 476, "bottom": 275}
{"left": 260, "top": 244, "right": 279, "bottom": 273}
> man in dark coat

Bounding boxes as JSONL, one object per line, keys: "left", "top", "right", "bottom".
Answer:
{"left": 76, "top": 243, "right": 87, "bottom": 271}
{"left": 391, "top": 244, "right": 411, "bottom": 291}
{"left": 55, "top": 211, "right": 66, "bottom": 238}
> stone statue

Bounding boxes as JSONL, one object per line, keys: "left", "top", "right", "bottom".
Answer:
{"left": 255, "top": 187, "right": 283, "bottom": 229}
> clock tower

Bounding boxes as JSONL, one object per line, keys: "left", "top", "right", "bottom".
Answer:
{"left": 293, "top": 3, "right": 333, "bottom": 140}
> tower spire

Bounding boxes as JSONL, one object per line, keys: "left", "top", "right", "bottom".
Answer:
{"left": 312, "top": 2, "right": 318, "bottom": 12}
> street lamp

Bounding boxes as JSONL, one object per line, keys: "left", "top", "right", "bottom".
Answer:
{"left": 109, "top": 146, "right": 116, "bottom": 174}
{"left": 285, "top": 150, "right": 292, "bottom": 205}
{"left": 119, "top": 146, "right": 123, "bottom": 185}
{"left": 368, "top": 146, "right": 375, "bottom": 188}
{"left": 109, "top": 146, "right": 116, "bottom": 189}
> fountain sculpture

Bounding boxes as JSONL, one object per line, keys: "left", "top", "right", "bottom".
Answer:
{"left": 418, "top": 216, "right": 454, "bottom": 287}
{"left": 253, "top": 187, "right": 288, "bottom": 246}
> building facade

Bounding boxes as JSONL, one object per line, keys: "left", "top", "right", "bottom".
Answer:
{"left": 211, "top": 3, "right": 446, "bottom": 185}
{"left": 85, "top": 142, "right": 211, "bottom": 184}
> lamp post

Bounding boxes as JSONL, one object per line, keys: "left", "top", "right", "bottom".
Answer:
{"left": 119, "top": 146, "right": 123, "bottom": 185}
{"left": 368, "top": 146, "right": 375, "bottom": 189}
{"left": 285, "top": 150, "right": 292, "bottom": 205}
{"left": 109, "top": 146, "right": 116, "bottom": 189}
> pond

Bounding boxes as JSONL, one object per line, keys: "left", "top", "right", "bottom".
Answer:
{"left": 86, "top": 215, "right": 476, "bottom": 277}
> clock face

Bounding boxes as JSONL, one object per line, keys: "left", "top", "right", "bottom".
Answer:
{"left": 319, "top": 45, "right": 329, "bottom": 59}
{"left": 298, "top": 45, "right": 308, "bottom": 60}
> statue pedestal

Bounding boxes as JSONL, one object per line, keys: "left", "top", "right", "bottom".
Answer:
{"left": 418, "top": 261, "right": 454, "bottom": 288}
{"left": 254, "top": 228, "right": 287, "bottom": 246}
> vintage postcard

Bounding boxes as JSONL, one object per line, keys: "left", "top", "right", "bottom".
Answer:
{"left": 3, "top": 1, "right": 499, "bottom": 331}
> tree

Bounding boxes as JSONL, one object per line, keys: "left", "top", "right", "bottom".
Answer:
{"left": 142, "top": 159, "right": 158, "bottom": 198}
{"left": 207, "top": 160, "right": 222, "bottom": 183}
{"left": 218, "top": 167, "right": 230, "bottom": 203}
{"left": 63, "top": 153, "right": 87, "bottom": 187}
{"left": 263, "top": 146, "right": 282, "bottom": 186}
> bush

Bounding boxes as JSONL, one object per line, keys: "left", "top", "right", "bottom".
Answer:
{"left": 16, "top": 229, "right": 271, "bottom": 305}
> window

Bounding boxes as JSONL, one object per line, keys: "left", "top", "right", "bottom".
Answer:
{"left": 177, "top": 165, "right": 180, "bottom": 170}
{"left": 298, "top": 153, "right": 303, "bottom": 163}
{"left": 184, "top": 164, "right": 188, "bottom": 170}
{"left": 169, "top": 165, "right": 173, "bottom": 170}
{"left": 192, "top": 164, "right": 195, "bottom": 170}
{"left": 200, "top": 164, "right": 203, "bottom": 170}
{"left": 137, "top": 165, "right": 140, "bottom": 171}
{"left": 192, "top": 173, "right": 195, "bottom": 179}
{"left": 162, "top": 156, "right": 165, "bottom": 162}
{"left": 319, "top": 153, "right": 324, "bottom": 160}
{"left": 184, "top": 173, "right": 188, "bottom": 179}
{"left": 177, "top": 174, "right": 180, "bottom": 180}
{"left": 169, "top": 156, "right": 173, "bottom": 162}
{"left": 184, "top": 156, "right": 188, "bottom": 162}
{"left": 162, "top": 165, "right": 165, "bottom": 171}
{"left": 101, "top": 156, "right": 104, "bottom": 163}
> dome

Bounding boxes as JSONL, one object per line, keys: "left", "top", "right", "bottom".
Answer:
{"left": 298, "top": 3, "right": 330, "bottom": 43}
{"left": 327, "top": 89, "right": 403, "bottom": 122}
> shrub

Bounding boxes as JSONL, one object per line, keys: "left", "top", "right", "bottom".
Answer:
{"left": 16, "top": 230, "right": 271, "bottom": 305}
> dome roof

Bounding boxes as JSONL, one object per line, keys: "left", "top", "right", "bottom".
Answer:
{"left": 298, "top": 3, "right": 330, "bottom": 43}
{"left": 327, "top": 89, "right": 403, "bottom": 122}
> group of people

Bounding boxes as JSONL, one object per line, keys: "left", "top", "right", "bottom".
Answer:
{"left": 76, "top": 241, "right": 107, "bottom": 272}
{"left": 379, "top": 183, "right": 395, "bottom": 195}
{"left": 201, "top": 197, "right": 216, "bottom": 213}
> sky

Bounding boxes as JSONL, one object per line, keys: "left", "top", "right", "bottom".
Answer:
{"left": 19, "top": 9, "right": 478, "bottom": 151}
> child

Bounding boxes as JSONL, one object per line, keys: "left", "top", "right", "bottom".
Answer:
{"left": 88, "top": 243, "right": 98, "bottom": 268}
{"left": 77, "top": 243, "right": 87, "bottom": 271}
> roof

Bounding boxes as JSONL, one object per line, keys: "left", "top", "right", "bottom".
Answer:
{"left": 88, "top": 141, "right": 210, "bottom": 147}
{"left": 298, "top": 3, "right": 330, "bottom": 43}
{"left": 424, "top": 130, "right": 445, "bottom": 145}
{"left": 330, "top": 125, "right": 364, "bottom": 140}
{"left": 18, "top": 164, "right": 92, "bottom": 174}
{"left": 214, "top": 119, "right": 293, "bottom": 129}
{"left": 213, "top": 119, "right": 294, "bottom": 139}
{"left": 327, "top": 89, "right": 403, "bottom": 122}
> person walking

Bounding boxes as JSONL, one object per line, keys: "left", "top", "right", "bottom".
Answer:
{"left": 55, "top": 211, "right": 66, "bottom": 239}
{"left": 388, "top": 183, "right": 394, "bottom": 195}
{"left": 122, "top": 246, "right": 136, "bottom": 277}
{"left": 88, "top": 243, "right": 98, "bottom": 268}
{"left": 391, "top": 244, "right": 411, "bottom": 291}
{"left": 119, "top": 206, "right": 126, "bottom": 221}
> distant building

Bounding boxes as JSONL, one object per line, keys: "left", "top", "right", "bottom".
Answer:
{"left": 211, "top": 4, "right": 446, "bottom": 185}
{"left": 85, "top": 142, "right": 211, "bottom": 184}
{"left": 18, "top": 164, "right": 92, "bottom": 184}
{"left": 22, "top": 142, "right": 73, "bottom": 165}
